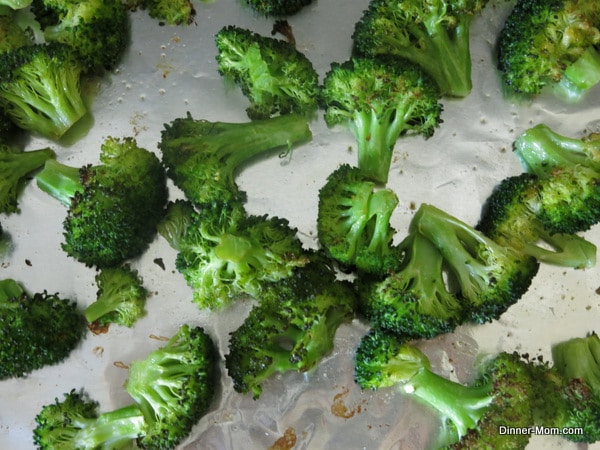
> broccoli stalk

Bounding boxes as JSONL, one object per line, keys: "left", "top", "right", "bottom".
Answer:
{"left": 320, "top": 57, "right": 442, "bottom": 183}
{"left": 159, "top": 112, "right": 312, "bottom": 206}
{"left": 352, "top": 0, "right": 490, "bottom": 97}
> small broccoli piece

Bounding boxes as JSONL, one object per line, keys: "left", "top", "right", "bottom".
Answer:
{"left": 0, "top": 13, "right": 33, "bottom": 52}
{"left": 226, "top": 257, "right": 357, "bottom": 399}
{"left": 125, "top": 324, "right": 218, "bottom": 448}
{"left": 158, "top": 200, "right": 310, "bottom": 309}
{"left": 355, "top": 329, "right": 534, "bottom": 446}
{"left": 215, "top": 25, "right": 320, "bottom": 120}
{"left": 33, "top": 389, "right": 146, "bottom": 450}
{"left": 32, "top": 0, "right": 130, "bottom": 71}
{"left": 0, "top": 278, "right": 86, "bottom": 380}
{"left": 412, "top": 203, "right": 539, "bottom": 324}
{"left": 0, "top": 146, "right": 54, "bottom": 214}
{"left": 497, "top": 0, "right": 600, "bottom": 100}
{"left": 0, "top": 43, "right": 87, "bottom": 140}
{"left": 84, "top": 264, "right": 148, "bottom": 329}
{"left": 477, "top": 173, "right": 598, "bottom": 269}
{"left": 36, "top": 136, "right": 169, "bottom": 268}
{"left": 352, "top": 0, "right": 490, "bottom": 97}
{"left": 356, "top": 232, "right": 463, "bottom": 339}
{"left": 243, "top": 0, "right": 313, "bottom": 17}
{"left": 317, "top": 164, "right": 402, "bottom": 275}
{"left": 123, "top": 0, "right": 196, "bottom": 26}
{"left": 512, "top": 123, "right": 600, "bottom": 234}
{"left": 320, "top": 56, "right": 442, "bottom": 183}
{"left": 159, "top": 112, "right": 312, "bottom": 206}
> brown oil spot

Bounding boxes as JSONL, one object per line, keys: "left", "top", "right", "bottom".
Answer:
{"left": 331, "top": 386, "right": 363, "bottom": 419}
{"left": 113, "top": 361, "right": 129, "bottom": 369}
{"left": 93, "top": 346, "right": 104, "bottom": 357}
{"left": 88, "top": 321, "right": 109, "bottom": 335}
{"left": 150, "top": 334, "right": 170, "bottom": 341}
{"left": 268, "top": 427, "right": 297, "bottom": 450}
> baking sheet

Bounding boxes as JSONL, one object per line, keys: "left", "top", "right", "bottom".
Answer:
{"left": 1, "top": 0, "right": 600, "bottom": 449}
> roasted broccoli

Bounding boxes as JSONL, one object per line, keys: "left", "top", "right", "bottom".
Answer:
{"left": 34, "top": 325, "right": 218, "bottom": 449}
{"left": 31, "top": 0, "right": 130, "bottom": 71}
{"left": 0, "top": 0, "right": 31, "bottom": 8}
{"left": 0, "top": 146, "right": 54, "bottom": 214}
{"left": 84, "top": 264, "right": 149, "bottom": 330}
{"left": 512, "top": 123, "right": 600, "bottom": 234}
{"left": 243, "top": 0, "right": 313, "bottom": 17}
{"left": 159, "top": 112, "right": 312, "bottom": 207}
{"left": 0, "top": 278, "right": 86, "bottom": 380}
{"left": 352, "top": 0, "right": 490, "bottom": 97}
{"left": 317, "top": 164, "right": 402, "bottom": 275}
{"left": 215, "top": 25, "right": 320, "bottom": 119}
{"left": 158, "top": 200, "right": 310, "bottom": 310}
{"left": 355, "top": 329, "right": 534, "bottom": 448}
{"left": 497, "top": 0, "right": 600, "bottom": 101}
{"left": 320, "top": 56, "right": 442, "bottom": 183}
{"left": 477, "top": 173, "right": 598, "bottom": 269}
{"left": 0, "top": 43, "right": 87, "bottom": 140}
{"left": 0, "top": 12, "right": 33, "bottom": 52}
{"left": 226, "top": 257, "right": 357, "bottom": 399}
{"left": 123, "top": 0, "right": 196, "bottom": 26}
{"left": 35, "top": 136, "right": 169, "bottom": 268}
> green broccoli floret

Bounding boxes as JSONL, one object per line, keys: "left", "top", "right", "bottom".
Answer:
{"left": 352, "top": 0, "right": 490, "bottom": 97}
{"left": 123, "top": 0, "right": 196, "bottom": 26}
{"left": 0, "top": 12, "right": 33, "bottom": 52}
{"left": 0, "top": 146, "right": 54, "bottom": 214}
{"left": 497, "top": 0, "right": 600, "bottom": 101}
{"left": 355, "top": 329, "right": 534, "bottom": 447}
{"left": 356, "top": 232, "right": 463, "bottom": 339}
{"left": 33, "top": 389, "right": 146, "bottom": 450}
{"left": 512, "top": 123, "right": 600, "bottom": 234}
{"left": 243, "top": 0, "right": 313, "bottom": 17}
{"left": 215, "top": 25, "right": 320, "bottom": 119}
{"left": 159, "top": 112, "right": 312, "bottom": 206}
{"left": 35, "top": 136, "right": 169, "bottom": 268}
{"left": 84, "top": 264, "right": 149, "bottom": 329}
{"left": 317, "top": 164, "right": 402, "bottom": 275}
{"left": 477, "top": 173, "right": 598, "bottom": 269}
{"left": 0, "top": 278, "right": 86, "bottom": 380}
{"left": 320, "top": 56, "right": 442, "bottom": 183}
{"left": 411, "top": 203, "right": 539, "bottom": 324}
{"left": 226, "top": 257, "right": 357, "bottom": 399}
{"left": 0, "top": 43, "right": 87, "bottom": 140}
{"left": 158, "top": 200, "right": 310, "bottom": 310}
{"left": 31, "top": 0, "right": 130, "bottom": 71}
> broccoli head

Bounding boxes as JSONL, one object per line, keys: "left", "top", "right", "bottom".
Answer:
{"left": 243, "top": 0, "right": 313, "bottom": 16}
{"left": 320, "top": 56, "right": 442, "bottom": 183}
{"left": 226, "top": 257, "right": 357, "bottom": 399}
{"left": 0, "top": 13, "right": 33, "bottom": 52}
{"left": 497, "top": 0, "right": 600, "bottom": 100}
{"left": 215, "top": 25, "right": 320, "bottom": 119}
{"left": 0, "top": 43, "right": 87, "bottom": 140}
{"left": 36, "top": 136, "right": 169, "bottom": 268}
{"left": 0, "top": 278, "right": 87, "bottom": 380}
{"left": 84, "top": 264, "right": 149, "bottom": 330}
{"left": 159, "top": 112, "right": 312, "bottom": 207}
{"left": 123, "top": 0, "right": 196, "bottom": 26}
{"left": 352, "top": 0, "right": 490, "bottom": 97}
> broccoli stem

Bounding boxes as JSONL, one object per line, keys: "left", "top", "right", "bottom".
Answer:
{"left": 552, "top": 333, "right": 600, "bottom": 394}
{"left": 35, "top": 158, "right": 83, "bottom": 207}
{"left": 556, "top": 47, "right": 600, "bottom": 101}
{"left": 0, "top": 278, "right": 25, "bottom": 301}
{"left": 75, "top": 404, "right": 146, "bottom": 449}
{"left": 83, "top": 294, "right": 120, "bottom": 324}
{"left": 405, "top": 367, "right": 493, "bottom": 438}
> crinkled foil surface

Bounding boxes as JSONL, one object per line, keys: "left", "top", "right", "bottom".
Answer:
{"left": 1, "top": 1, "right": 600, "bottom": 449}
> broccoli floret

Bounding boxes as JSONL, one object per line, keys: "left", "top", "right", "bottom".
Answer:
{"left": 243, "top": 0, "right": 313, "bottom": 17}
{"left": 84, "top": 264, "right": 149, "bottom": 330}
{"left": 0, "top": 146, "right": 54, "bottom": 214}
{"left": 226, "top": 257, "right": 357, "bottom": 399}
{"left": 320, "top": 56, "right": 442, "bottom": 183}
{"left": 512, "top": 123, "right": 600, "bottom": 234}
{"left": 357, "top": 232, "right": 463, "bottom": 339}
{"left": 123, "top": 0, "right": 196, "bottom": 26}
{"left": 0, "top": 43, "right": 87, "bottom": 140}
{"left": 33, "top": 389, "right": 146, "bottom": 450}
{"left": 412, "top": 203, "right": 539, "bottom": 324}
{"left": 317, "top": 164, "right": 402, "bottom": 275}
{"left": 477, "top": 173, "right": 598, "bottom": 269}
{"left": 0, "top": 12, "right": 33, "bottom": 52}
{"left": 215, "top": 25, "right": 320, "bottom": 119}
{"left": 497, "top": 0, "right": 600, "bottom": 100}
{"left": 355, "top": 329, "right": 534, "bottom": 447}
{"left": 125, "top": 324, "right": 218, "bottom": 448}
{"left": 32, "top": 0, "right": 130, "bottom": 71}
{"left": 35, "top": 136, "right": 169, "bottom": 268}
{"left": 0, "top": 278, "right": 86, "bottom": 380}
{"left": 159, "top": 112, "right": 312, "bottom": 206}
{"left": 158, "top": 200, "right": 310, "bottom": 310}
{"left": 352, "top": 0, "right": 490, "bottom": 97}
